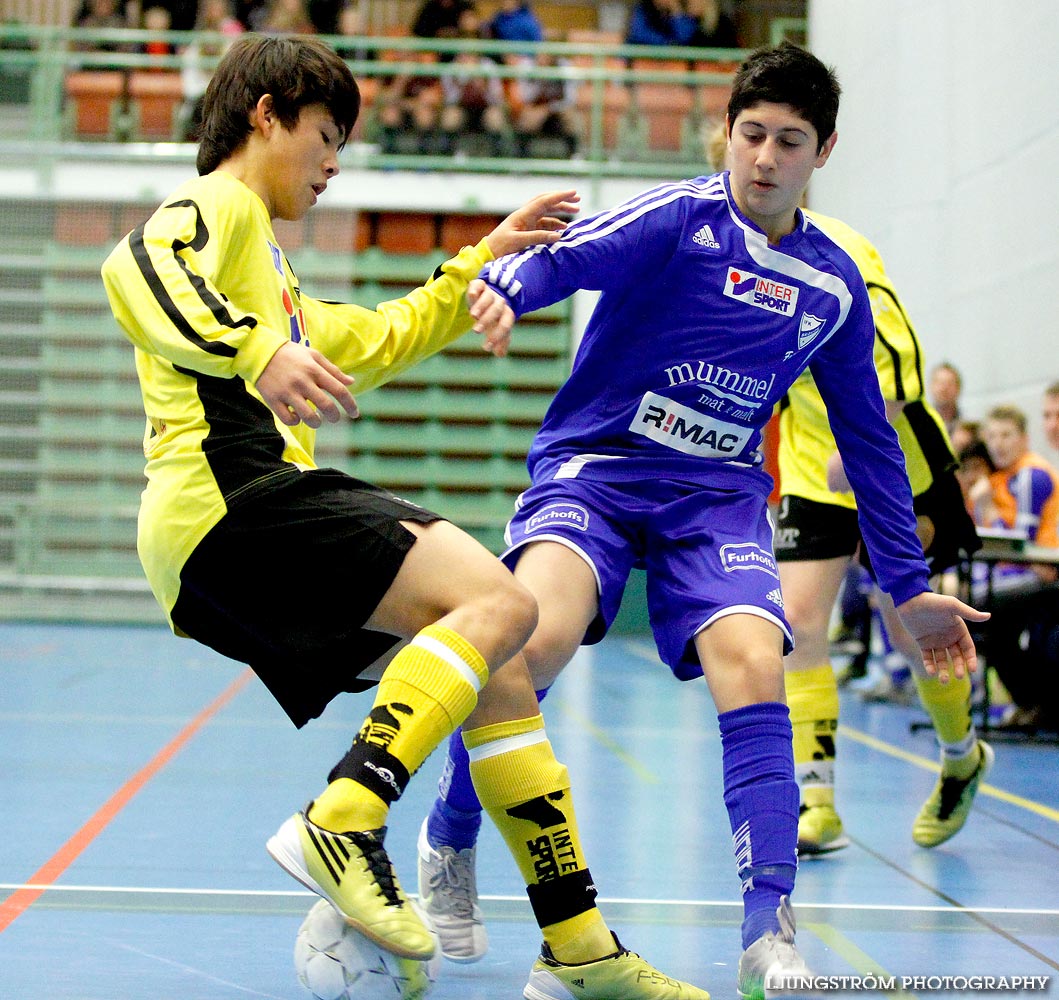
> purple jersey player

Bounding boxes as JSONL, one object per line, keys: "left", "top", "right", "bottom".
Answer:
{"left": 417, "top": 43, "right": 988, "bottom": 999}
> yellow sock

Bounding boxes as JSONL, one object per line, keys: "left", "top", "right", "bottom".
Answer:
{"left": 465, "top": 714, "right": 614, "bottom": 965}
{"left": 913, "top": 672, "right": 978, "bottom": 778}
{"left": 311, "top": 624, "right": 488, "bottom": 833}
{"left": 786, "top": 663, "right": 839, "bottom": 809}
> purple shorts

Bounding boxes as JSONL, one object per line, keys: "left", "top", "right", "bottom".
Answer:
{"left": 502, "top": 476, "right": 793, "bottom": 680}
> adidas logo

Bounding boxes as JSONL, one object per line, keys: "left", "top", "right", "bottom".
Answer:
{"left": 692, "top": 224, "right": 720, "bottom": 249}
{"left": 765, "top": 587, "right": 785, "bottom": 608}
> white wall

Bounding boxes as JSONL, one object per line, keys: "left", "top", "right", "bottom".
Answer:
{"left": 808, "top": 0, "right": 1059, "bottom": 450}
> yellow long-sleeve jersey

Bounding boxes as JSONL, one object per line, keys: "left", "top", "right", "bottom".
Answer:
{"left": 102, "top": 170, "right": 491, "bottom": 623}
{"left": 778, "top": 210, "right": 955, "bottom": 508}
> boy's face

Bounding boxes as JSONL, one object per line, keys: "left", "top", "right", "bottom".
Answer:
{"left": 983, "top": 417, "right": 1027, "bottom": 471}
{"left": 930, "top": 367, "right": 960, "bottom": 406}
{"left": 726, "top": 102, "right": 835, "bottom": 242}
{"left": 262, "top": 103, "right": 343, "bottom": 221}
{"left": 1043, "top": 393, "right": 1059, "bottom": 451}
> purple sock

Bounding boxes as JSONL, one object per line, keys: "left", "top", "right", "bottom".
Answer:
{"left": 718, "top": 702, "right": 799, "bottom": 950}
{"left": 425, "top": 688, "right": 549, "bottom": 852}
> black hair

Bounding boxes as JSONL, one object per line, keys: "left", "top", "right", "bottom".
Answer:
{"left": 197, "top": 34, "right": 361, "bottom": 175}
{"left": 727, "top": 41, "right": 840, "bottom": 152}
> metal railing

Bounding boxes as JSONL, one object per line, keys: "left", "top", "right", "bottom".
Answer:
{"left": 0, "top": 23, "right": 758, "bottom": 181}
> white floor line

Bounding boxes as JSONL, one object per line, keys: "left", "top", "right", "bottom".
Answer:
{"left": 3, "top": 884, "right": 1057, "bottom": 916}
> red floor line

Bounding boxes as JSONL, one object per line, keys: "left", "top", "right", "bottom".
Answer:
{"left": 0, "top": 667, "right": 254, "bottom": 934}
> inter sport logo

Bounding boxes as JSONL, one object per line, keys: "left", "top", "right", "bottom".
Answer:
{"left": 723, "top": 268, "right": 799, "bottom": 316}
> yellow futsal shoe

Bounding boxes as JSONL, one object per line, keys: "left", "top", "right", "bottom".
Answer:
{"left": 267, "top": 807, "right": 435, "bottom": 960}
{"left": 913, "top": 741, "right": 994, "bottom": 848}
{"left": 796, "top": 803, "right": 850, "bottom": 856}
{"left": 523, "top": 934, "right": 710, "bottom": 1000}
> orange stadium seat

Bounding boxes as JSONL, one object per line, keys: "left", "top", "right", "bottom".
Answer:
{"left": 53, "top": 202, "right": 115, "bottom": 246}
{"left": 574, "top": 80, "right": 631, "bottom": 150}
{"left": 375, "top": 212, "right": 437, "bottom": 255}
{"left": 64, "top": 70, "right": 125, "bottom": 139}
{"left": 693, "top": 60, "right": 736, "bottom": 119}
{"left": 633, "top": 82, "right": 694, "bottom": 151}
{"left": 313, "top": 211, "right": 371, "bottom": 254}
{"left": 439, "top": 213, "right": 503, "bottom": 256}
{"left": 128, "top": 70, "right": 183, "bottom": 140}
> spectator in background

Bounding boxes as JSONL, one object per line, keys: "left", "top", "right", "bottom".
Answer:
{"left": 968, "top": 404, "right": 1059, "bottom": 731}
{"left": 505, "top": 50, "right": 578, "bottom": 157}
{"left": 373, "top": 66, "right": 445, "bottom": 154}
{"left": 625, "top": 0, "right": 692, "bottom": 47}
{"left": 73, "top": 0, "right": 134, "bottom": 53}
{"left": 307, "top": 0, "right": 344, "bottom": 34}
{"left": 1043, "top": 381, "right": 1059, "bottom": 456}
{"left": 973, "top": 404, "right": 1059, "bottom": 567}
{"left": 439, "top": 46, "right": 508, "bottom": 155}
{"left": 332, "top": 2, "right": 374, "bottom": 61}
{"left": 950, "top": 418, "right": 980, "bottom": 456}
{"left": 142, "top": 5, "right": 173, "bottom": 59}
{"left": 684, "top": 0, "right": 738, "bottom": 48}
{"left": 412, "top": 0, "right": 475, "bottom": 41}
{"left": 956, "top": 439, "right": 994, "bottom": 518}
{"left": 487, "top": 1, "right": 544, "bottom": 45}
{"left": 179, "top": 0, "right": 244, "bottom": 140}
{"left": 929, "top": 361, "right": 963, "bottom": 437}
{"left": 152, "top": 0, "right": 197, "bottom": 30}
{"left": 259, "top": 0, "right": 317, "bottom": 33}
{"left": 233, "top": 0, "right": 267, "bottom": 29}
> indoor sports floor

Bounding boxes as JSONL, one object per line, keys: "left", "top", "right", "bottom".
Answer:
{"left": 2, "top": 620, "right": 1057, "bottom": 999}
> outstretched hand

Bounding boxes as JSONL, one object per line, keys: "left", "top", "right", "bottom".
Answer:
{"left": 256, "top": 342, "right": 359, "bottom": 428}
{"left": 896, "top": 591, "right": 990, "bottom": 682}
{"left": 484, "top": 189, "right": 580, "bottom": 259}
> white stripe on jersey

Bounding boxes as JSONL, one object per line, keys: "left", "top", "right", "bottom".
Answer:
{"left": 1012, "top": 468, "right": 1042, "bottom": 534}
{"left": 559, "top": 179, "right": 727, "bottom": 252}
{"left": 490, "top": 176, "right": 726, "bottom": 293}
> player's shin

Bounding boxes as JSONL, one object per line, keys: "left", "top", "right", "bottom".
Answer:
{"left": 913, "top": 672, "right": 976, "bottom": 765}
{"left": 311, "top": 623, "right": 489, "bottom": 832}
{"left": 786, "top": 663, "right": 839, "bottom": 809}
{"left": 719, "top": 703, "right": 799, "bottom": 950}
{"left": 464, "top": 713, "right": 614, "bottom": 964}
{"left": 426, "top": 687, "right": 551, "bottom": 851}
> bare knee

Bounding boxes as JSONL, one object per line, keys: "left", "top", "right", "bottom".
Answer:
{"left": 696, "top": 617, "right": 787, "bottom": 712}
{"left": 522, "top": 615, "right": 584, "bottom": 690}
{"left": 445, "top": 571, "right": 538, "bottom": 671}
{"left": 489, "top": 574, "right": 539, "bottom": 652}
{"left": 784, "top": 592, "right": 830, "bottom": 645}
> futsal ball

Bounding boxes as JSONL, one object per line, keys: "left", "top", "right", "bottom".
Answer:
{"left": 294, "top": 898, "right": 440, "bottom": 1000}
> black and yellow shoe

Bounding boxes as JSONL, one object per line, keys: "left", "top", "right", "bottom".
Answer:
{"left": 796, "top": 803, "right": 849, "bottom": 857}
{"left": 523, "top": 934, "right": 710, "bottom": 1000}
{"left": 267, "top": 806, "right": 435, "bottom": 960}
{"left": 912, "top": 741, "right": 993, "bottom": 848}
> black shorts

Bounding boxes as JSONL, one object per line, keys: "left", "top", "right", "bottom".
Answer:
{"left": 774, "top": 473, "right": 980, "bottom": 578}
{"left": 171, "top": 468, "right": 442, "bottom": 728}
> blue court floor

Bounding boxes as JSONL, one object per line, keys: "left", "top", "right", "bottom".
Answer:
{"left": 1, "top": 621, "right": 1057, "bottom": 999}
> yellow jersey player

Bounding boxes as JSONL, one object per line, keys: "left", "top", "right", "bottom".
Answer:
{"left": 774, "top": 210, "right": 989, "bottom": 854}
{"left": 102, "top": 33, "right": 709, "bottom": 1000}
